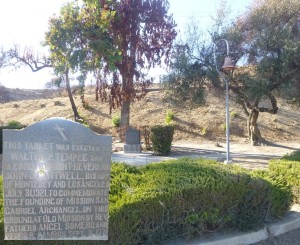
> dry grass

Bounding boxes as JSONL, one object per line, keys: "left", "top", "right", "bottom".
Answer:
{"left": 0, "top": 86, "right": 299, "bottom": 143}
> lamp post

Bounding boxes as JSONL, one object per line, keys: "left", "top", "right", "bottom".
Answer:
{"left": 213, "top": 39, "right": 235, "bottom": 164}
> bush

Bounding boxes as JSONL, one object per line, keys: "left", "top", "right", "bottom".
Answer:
{"left": 112, "top": 115, "right": 121, "bottom": 127}
{"left": 252, "top": 170, "right": 293, "bottom": 217}
{"left": 221, "top": 123, "right": 226, "bottom": 131}
{"left": 165, "top": 110, "right": 174, "bottom": 125}
{"left": 7, "top": 120, "right": 23, "bottom": 128}
{"left": 150, "top": 125, "right": 174, "bottom": 155}
{"left": 281, "top": 150, "right": 300, "bottom": 162}
{"left": 230, "top": 111, "right": 238, "bottom": 118}
{"left": 268, "top": 158, "right": 300, "bottom": 204}
{"left": 107, "top": 159, "right": 292, "bottom": 244}
{"left": 201, "top": 127, "right": 207, "bottom": 136}
{"left": 139, "top": 125, "right": 151, "bottom": 150}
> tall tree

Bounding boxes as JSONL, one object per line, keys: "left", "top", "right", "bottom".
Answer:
{"left": 227, "top": 0, "right": 300, "bottom": 145}
{"left": 44, "top": 2, "right": 89, "bottom": 121}
{"left": 4, "top": 42, "right": 82, "bottom": 121}
{"left": 162, "top": 20, "right": 212, "bottom": 108}
{"left": 163, "top": 0, "right": 300, "bottom": 145}
{"left": 81, "top": 0, "right": 177, "bottom": 127}
{"left": 43, "top": 0, "right": 176, "bottom": 127}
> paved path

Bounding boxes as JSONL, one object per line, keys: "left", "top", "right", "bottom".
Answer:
{"left": 112, "top": 141, "right": 300, "bottom": 170}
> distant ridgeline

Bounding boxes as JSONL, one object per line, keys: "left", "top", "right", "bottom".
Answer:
{"left": 0, "top": 85, "right": 55, "bottom": 103}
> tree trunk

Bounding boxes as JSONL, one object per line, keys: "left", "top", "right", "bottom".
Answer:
{"left": 120, "top": 99, "right": 130, "bottom": 128}
{"left": 247, "top": 108, "right": 264, "bottom": 145}
{"left": 65, "top": 69, "right": 81, "bottom": 122}
{"left": 245, "top": 94, "right": 278, "bottom": 145}
{"left": 119, "top": 69, "right": 134, "bottom": 128}
{"left": 95, "top": 78, "right": 99, "bottom": 101}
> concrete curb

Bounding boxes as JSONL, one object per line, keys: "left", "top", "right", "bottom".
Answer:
{"left": 269, "top": 208, "right": 300, "bottom": 237}
{"left": 165, "top": 205, "right": 300, "bottom": 245}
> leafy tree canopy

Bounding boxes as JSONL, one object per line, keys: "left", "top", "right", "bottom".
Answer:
{"left": 163, "top": 0, "right": 300, "bottom": 145}
{"left": 44, "top": 0, "right": 177, "bottom": 127}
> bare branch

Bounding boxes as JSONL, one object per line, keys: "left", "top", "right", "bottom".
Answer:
{"left": 7, "top": 45, "right": 52, "bottom": 72}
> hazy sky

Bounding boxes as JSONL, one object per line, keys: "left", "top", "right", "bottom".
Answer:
{"left": 0, "top": 0, "right": 252, "bottom": 89}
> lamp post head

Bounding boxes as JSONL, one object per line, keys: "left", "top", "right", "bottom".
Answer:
{"left": 221, "top": 56, "right": 235, "bottom": 72}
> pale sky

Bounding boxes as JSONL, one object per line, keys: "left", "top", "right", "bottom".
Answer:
{"left": 0, "top": 0, "right": 252, "bottom": 89}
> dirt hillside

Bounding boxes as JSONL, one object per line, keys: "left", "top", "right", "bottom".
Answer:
{"left": 0, "top": 85, "right": 299, "bottom": 144}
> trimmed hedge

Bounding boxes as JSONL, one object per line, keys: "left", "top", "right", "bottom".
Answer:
{"left": 0, "top": 159, "right": 293, "bottom": 244}
{"left": 268, "top": 154, "right": 300, "bottom": 204}
{"left": 107, "top": 159, "right": 291, "bottom": 244}
{"left": 252, "top": 170, "right": 293, "bottom": 217}
{"left": 150, "top": 125, "right": 174, "bottom": 155}
{"left": 281, "top": 150, "right": 300, "bottom": 162}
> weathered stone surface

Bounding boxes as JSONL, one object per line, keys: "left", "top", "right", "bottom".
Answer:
{"left": 124, "top": 128, "right": 141, "bottom": 153}
{"left": 3, "top": 118, "right": 112, "bottom": 240}
{"left": 125, "top": 128, "right": 140, "bottom": 145}
{"left": 124, "top": 144, "right": 141, "bottom": 153}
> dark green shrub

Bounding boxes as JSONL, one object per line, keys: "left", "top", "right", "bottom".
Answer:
{"left": 150, "top": 125, "right": 174, "bottom": 155}
{"left": 107, "top": 159, "right": 292, "bottom": 244}
{"left": 281, "top": 150, "right": 300, "bottom": 162}
{"left": 7, "top": 120, "right": 23, "bottom": 128}
{"left": 268, "top": 159, "right": 300, "bottom": 204}
{"left": 252, "top": 170, "right": 293, "bottom": 217}
{"left": 139, "top": 125, "right": 151, "bottom": 150}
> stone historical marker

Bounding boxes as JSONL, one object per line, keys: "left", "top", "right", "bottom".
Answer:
{"left": 2, "top": 118, "right": 112, "bottom": 240}
{"left": 124, "top": 128, "right": 141, "bottom": 153}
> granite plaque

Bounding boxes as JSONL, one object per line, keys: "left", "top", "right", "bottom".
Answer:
{"left": 124, "top": 128, "right": 141, "bottom": 153}
{"left": 125, "top": 128, "right": 140, "bottom": 145}
{"left": 3, "top": 118, "right": 112, "bottom": 240}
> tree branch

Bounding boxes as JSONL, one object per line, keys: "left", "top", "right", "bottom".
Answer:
{"left": 7, "top": 45, "right": 52, "bottom": 72}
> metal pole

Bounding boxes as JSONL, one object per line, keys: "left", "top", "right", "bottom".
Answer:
{"left": 213, "top": 39, "right": 232, "bottom": 164}
{"left": 225, "top": 78, "right": 231, "bottom": 164}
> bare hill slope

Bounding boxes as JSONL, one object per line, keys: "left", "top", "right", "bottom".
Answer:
{"left": 0, "top": 86, "right": 299, "bottom": 144}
